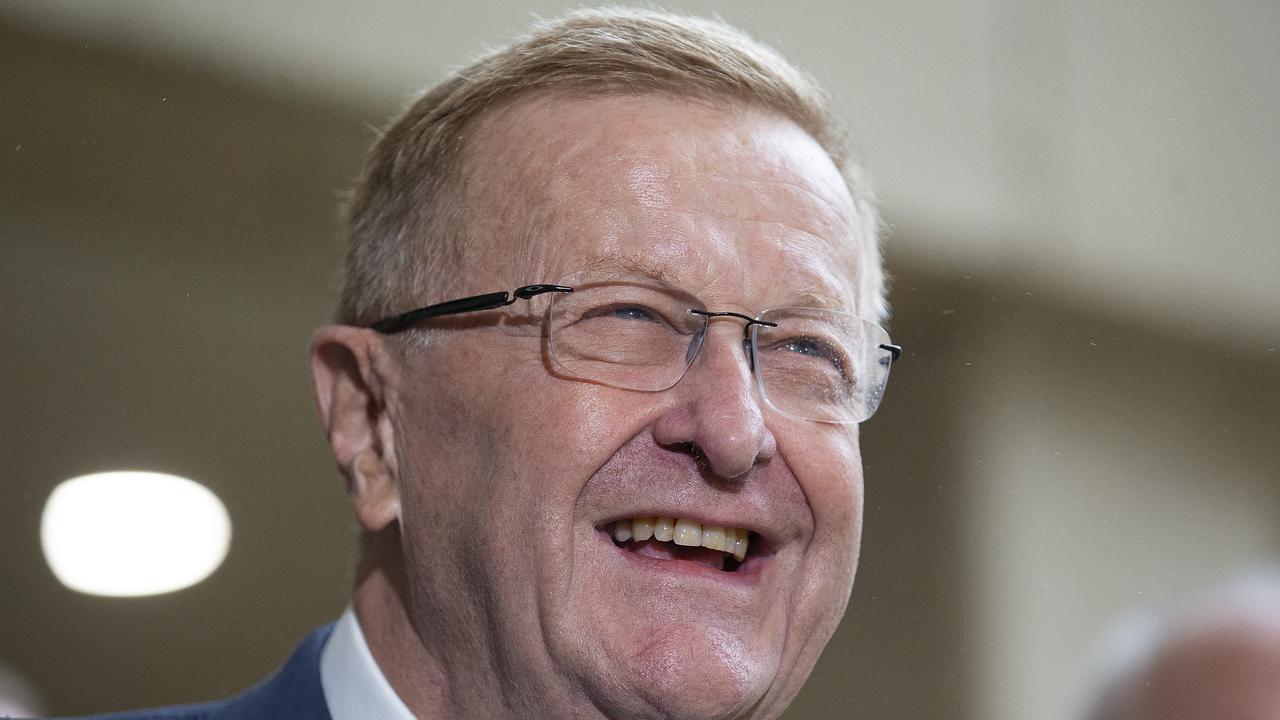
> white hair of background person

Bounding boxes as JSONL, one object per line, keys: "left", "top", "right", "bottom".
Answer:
{"left": 1084, "top": 566, "right": 1280, "bottom": 720}
{"left": 0, "top": 661, "right": 46, "bottom": 718}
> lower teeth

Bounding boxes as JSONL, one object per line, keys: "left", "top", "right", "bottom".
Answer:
{"left": 612, "top": 537, "right": 740, "bottom": 572}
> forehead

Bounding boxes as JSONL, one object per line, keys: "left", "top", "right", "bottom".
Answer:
{"left": 461, "top": 92, "right": 863, "bottom": 311}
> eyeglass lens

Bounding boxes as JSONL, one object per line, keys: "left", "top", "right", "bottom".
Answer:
{"left": 547, "top": 275, "right": 894, "bottom": 423}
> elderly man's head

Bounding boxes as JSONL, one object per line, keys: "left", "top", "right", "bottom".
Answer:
{"left": 310, "top": 8, "right": 889, "bottom": 719}
{"left": 1088, "top": 571, "right": 1280, "bottom": 720}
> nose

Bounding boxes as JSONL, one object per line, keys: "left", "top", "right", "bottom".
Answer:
{"left": 651, "top": 320, "right": 777, "bottom": 480}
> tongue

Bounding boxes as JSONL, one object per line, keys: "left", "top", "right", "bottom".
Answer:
{"left": 627, "top": 538, "right": 725, "bottom": 570}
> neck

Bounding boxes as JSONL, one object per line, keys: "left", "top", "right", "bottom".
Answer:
{"left": 351, "top": 529, "right": 454, "bottom": 719}
{"left": 351, "top": 528, "right": 611, "bottom": 720}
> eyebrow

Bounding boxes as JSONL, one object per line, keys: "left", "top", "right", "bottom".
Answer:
{"left": 573, "top": 255, "right": 858, "bottom": 313}
{"left": 577, "top": 255, "right": 679, "bottom": 284}
{"left": 783, "top": 287, "right": 856, "bottom": 312}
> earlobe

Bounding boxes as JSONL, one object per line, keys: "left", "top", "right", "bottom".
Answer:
{"left": 309, "top": 325, "right": 402, "bottom": 532}
{"left": 351, "top": 448, "right": 401, "bottom": 531}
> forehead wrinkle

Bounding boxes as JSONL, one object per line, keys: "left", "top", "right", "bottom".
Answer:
{"left": 548, "top": 213, "right": 854, "bottom": 312}
{"left": 572, "top": 253, "right": 726, "bottom": 299}
{"left": 650, "top": 190, "right": 853, "bottom": 276}
{"left": 469, "top": 104, "right": 709, "bottom": 287}
{"left": 462, "top": 111, "right": 604, "bottom": 286}
{"left": 772, "top": 234, "right": 861, "bottom": 312}
{"left": 693, "top": 107, "right": 857, "bottom": 227}
{"left": 570, "top": 246, "right": 854, "bottom": 317}
{"left": 577, "top": 255, "right": 677, "bottom": 282}
{"left": 669, "top": 163, "right": 853, "bottom": 264}
{"left": 783, "top": 288, "right": 855, "bottom": 312}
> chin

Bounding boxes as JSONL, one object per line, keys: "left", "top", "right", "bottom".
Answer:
{"left": 600, "top": 622, "right": 779, "bottom": 720}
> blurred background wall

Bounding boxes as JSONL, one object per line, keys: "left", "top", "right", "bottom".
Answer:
{"left": 1, "top": 2, "right": 1276, "bottom": 719}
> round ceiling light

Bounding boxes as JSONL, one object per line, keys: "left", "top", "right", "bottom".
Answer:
{"left": 41, "top": 471, "right": 232, "bottom": 597}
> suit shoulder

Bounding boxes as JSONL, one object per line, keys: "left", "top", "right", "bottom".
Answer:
{"left": 41, "top": 624, "right": 334, "bottom": 720}
{"left": 40, "top": 700, "right": 220, "bottom": 720}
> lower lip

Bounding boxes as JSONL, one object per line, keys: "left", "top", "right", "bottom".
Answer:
{"left": 598, "top": 530, "right": 767, "bottom": 588}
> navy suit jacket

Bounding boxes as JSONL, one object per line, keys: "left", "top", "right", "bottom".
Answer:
{"left": 55, "top": 625, "right": 334, "bottom": 720}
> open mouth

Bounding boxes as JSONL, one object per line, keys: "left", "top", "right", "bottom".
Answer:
{"left": 602, "top": 517, "right": 765, "bottom": 574}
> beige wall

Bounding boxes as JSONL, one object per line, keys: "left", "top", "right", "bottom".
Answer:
{"left": 0, "top": 24, "right": 361, "bottom": 715}
{"left": 6, "top": 0, "right": 1278, "bottom": 347}
{"left": 958, "top": 291, "right": 1280, "bottom": 720}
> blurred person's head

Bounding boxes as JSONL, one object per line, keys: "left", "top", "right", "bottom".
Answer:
{"left": 0, "top": 661, "right": 46, "bottom": 718}
{"left": 1087, "top": 568, "right": 1280, "bottom": 720}
{"left": 309, "top": 7, "right": 892, "bottom": 720}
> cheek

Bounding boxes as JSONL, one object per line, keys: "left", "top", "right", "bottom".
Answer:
{"left": 786, "top": 424, "right": 864, "bottom": 538}
{"left": 781, "top": 424, "right": 864, "bottom": 617}
{"left": 394, "top": 353, "right": 655, "bottom": 550}
{"left": 822, "top": 438, "right": 864, "bottom": 578}
{"left": 387, "top": 345, "right": 536, "bottom": 546}
{"left": 509, "top": 376, "right": 665, "bottom": 489}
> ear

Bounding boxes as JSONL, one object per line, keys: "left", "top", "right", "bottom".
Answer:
{"left": 309, "top": 324, "right": 401, "bottom": 532}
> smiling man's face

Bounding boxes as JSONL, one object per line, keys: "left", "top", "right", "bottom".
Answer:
{"left": 382, "top": 92, "right": 868, "bottom": 719}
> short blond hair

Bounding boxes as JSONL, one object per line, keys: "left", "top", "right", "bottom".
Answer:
{"left": 340, "top": 6, "right": 886, "bottom": 326}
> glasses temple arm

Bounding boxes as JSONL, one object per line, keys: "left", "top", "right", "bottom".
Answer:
{"left": 369, "top": 284, "right": 574, "bottom": 334}
{"left": 370, "top": 291, "right": 514, "bottom": 333}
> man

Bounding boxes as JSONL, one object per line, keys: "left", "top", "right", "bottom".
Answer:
{"left": 1086, "top": 570, "right": 1280, "bottom": 720}
{"left": 69, "top": 7, "right": 896, "bottom": 719}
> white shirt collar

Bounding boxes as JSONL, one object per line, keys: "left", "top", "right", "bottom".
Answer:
{"left": 320, "top": 607, "right": 417, "bottom": 720}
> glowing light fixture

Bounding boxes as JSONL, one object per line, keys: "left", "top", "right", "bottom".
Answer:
{"left": 41, "top": 471, "right": 232, "bottom": 597}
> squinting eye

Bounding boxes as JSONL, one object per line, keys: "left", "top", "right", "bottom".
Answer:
{"left": 579, "top": 303, "right": 674, "bottom": 327}
{"left": 780, "top": 336, "right": 847, "bottom": 372}
{"left": 606, "top": 306, "right": 660, "bottom": 322}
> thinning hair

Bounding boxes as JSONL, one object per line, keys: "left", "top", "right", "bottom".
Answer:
{"left": 340, "top": 6, "right": 886, "bottom": 327}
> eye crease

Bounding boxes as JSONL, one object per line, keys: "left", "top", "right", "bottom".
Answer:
{"left": 779, "top": 336, "right": 842, "bottom": 364}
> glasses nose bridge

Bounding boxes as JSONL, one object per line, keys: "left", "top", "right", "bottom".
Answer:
{"left": 683, "top": 308, "right": 770, "bottom": 374}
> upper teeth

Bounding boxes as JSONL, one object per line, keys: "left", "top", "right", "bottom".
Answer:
{"left": 611, "top": 517, "right": 749, "bottom": 562}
